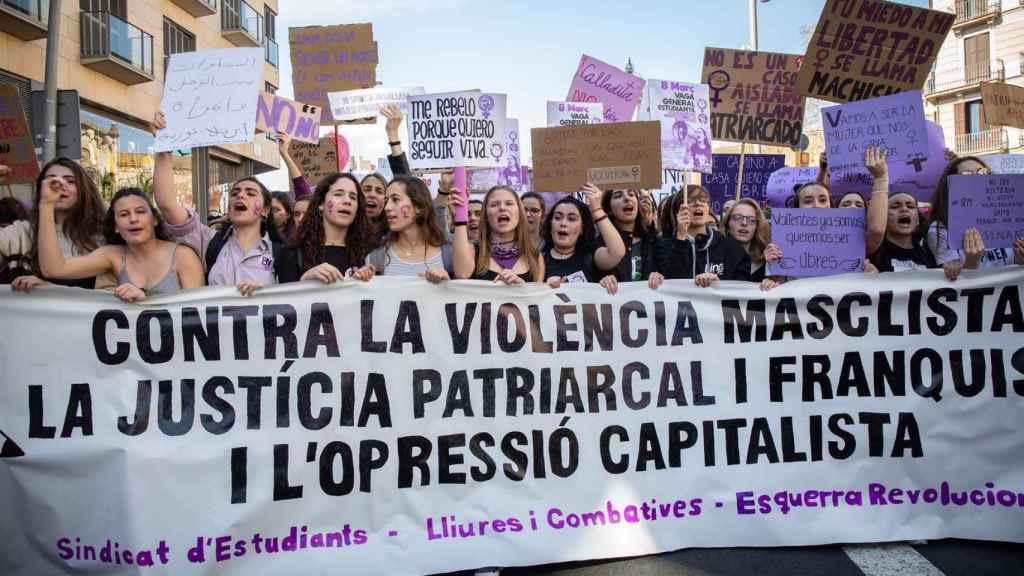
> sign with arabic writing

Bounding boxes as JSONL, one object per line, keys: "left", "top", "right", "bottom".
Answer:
{"left": 156, "top": 48, "right": 263, "bottom": 152}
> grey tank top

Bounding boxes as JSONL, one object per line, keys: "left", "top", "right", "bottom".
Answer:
{"left": 117, "top": 243, "right": 182, "bottom": 295}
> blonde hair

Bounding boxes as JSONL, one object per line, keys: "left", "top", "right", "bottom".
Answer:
{"left": 475, "top": 186, "right": 540, "bottom": 277}
{"left": 720, "top": 198, "right": 768, "bottom": 266}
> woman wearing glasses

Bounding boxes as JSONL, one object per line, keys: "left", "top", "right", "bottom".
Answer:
{"left": 649, "top": 185, "right": 751, "bottom": 289}
{"left": 521, "top": 192, "right": 546, "bottom": 250}
{"left": 925, "top": 157, "right": 1024, "bottom": 280}
{"left": 720, "top": 198, "right": 775, "bottom": 287}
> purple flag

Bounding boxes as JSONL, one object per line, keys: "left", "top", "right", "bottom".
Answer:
{"left": 768, "top": 208, "right": 867, "bottom": 277}
{"left": 948, "top": 175, "right": 1024, "bottom": 250}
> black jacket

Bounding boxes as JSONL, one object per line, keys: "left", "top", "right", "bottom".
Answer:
{"left": 608, "top": 228, "right": 658, "bottom": 282}
{"left": 654, "top": 228, "right": 752, "bottom": 282}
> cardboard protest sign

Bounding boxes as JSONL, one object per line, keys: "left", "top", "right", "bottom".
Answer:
{"left": 289, "top": 24, "right": 377, "bottom": 122}
{"left": 701, "top": 48, "right": 805, "bottom": 148}
{"left": 0, "top": 84, "right": 38, "bottom": 184}
{"left": 980, "top": 83, "right": 1024, "bottom": 130}
{"left": 831, "top": 119, "right": 945, "bottom": 202}
{"left": 766, "top": 166, "right": 823, "bottom": 208}
{"left": 566, "top": 54, "right": 643, "bottom": 123}
{"left": 822, "top": 90, "right": 928, "bottom": 175}
{"left": 254, "top": 92, "right": 320, "bottom": 144}
{"left": 406, "top": 91, "right": 507, "bottom": 170}
{"left": 290, "top": 136, "right": 338, "bottom": 187}
{"left": 546, "top": 101, "right": 603, "bottom": 127}
{"left": 156, "top": 48, "right": 262, "bottom": 152}
{"left": 702, "top": 154, "right": 786, "bottom": 213}
{"left": 769, "top": 208, "right": 867, "bottom": 277}
{"left": 949, "top": 175, "right": 1024, "bottom": 250}
{"left": 796, "top": 0, "right": 955, "bottom": 103}
{"left": 980, "top": 154, "right": 1024, "bottom": 175}
{"left": 531, "top": 121, "right": 662, "bottom": 192}
{"left": 645, "top": 79, "right": 713, "bottom": 174}
{"left": 327, "top": 86, "right": 425, "bottom": 122}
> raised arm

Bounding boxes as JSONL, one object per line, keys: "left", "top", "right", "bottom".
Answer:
{"left": 864, "top": 146, "right": 889, "bottom": 256}
{"left": 583, "top": 183, "right": 626, "bottom": 270}
{"left": 450, "top": 190, "right": 476, "bottom": 279}
{"left": 382, "top": 105, "right": 411, "bottom": 177}
{"left": 152, "top": 112, "right": 189, "bottom": 225}
{"left": 37, "top": 179, "right": 114, "bottom": 279}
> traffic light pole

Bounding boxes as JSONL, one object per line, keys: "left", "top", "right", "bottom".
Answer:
{"left": 40, "top": 0, "right": 62, "bottom": 163}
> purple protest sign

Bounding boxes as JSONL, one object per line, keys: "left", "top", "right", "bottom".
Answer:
{"left": 768, "top": 208, "right": 866, "bottom": 277}
{"left": 766, "top": 167, "right": 822, "bottom": 208}
{"left": 566, "top": 54, "right": 643, "bottom": 123}
{"left": 949, "top": 175, "right": 1024, "bottom": 250}
{"left": 499, "top": 119, "right": 522, "bottom": 191}
{"left": 831, "top": 120, "right": 946, "bottom": 203}
{"left": 702, "top": 154, "right": 786, "bottom": 214}
{"left": 645, "top": 79, "right": 712, "bottom": 174}
{"left": 822, "top": 90, "right": 929, "bottom": 175}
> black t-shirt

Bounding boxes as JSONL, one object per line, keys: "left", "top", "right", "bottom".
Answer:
{"left": 870, "top": 238, "right": 937, "bottom": 273}
{"left": 543, "top": 249, "right": 597, "bottom": 283}
{"left": 276, "top": 244, "right": 357, "bottom": 283}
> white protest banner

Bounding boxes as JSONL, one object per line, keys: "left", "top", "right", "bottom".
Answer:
{"left": 2, "top": 274, "right": 1024, "bottom": 575}
{"left": 328, "top": 86, "right": 425, "bottom": 122}
{"left": 156, "top": 48, "right": 262, "bottom": 151}
{"left": 407, "top": 91, "right": 508, "bottom": 170}
{"left": 645, "top": 79, "right": 713, "bottom": 174}
{"left": 547, "top": 101, "right": 604, "bottom": 127}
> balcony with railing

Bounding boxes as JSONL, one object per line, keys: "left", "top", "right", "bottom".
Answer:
{"left": 170, "top": 0, "right": 216, "bottom": 18}
{"left": 952, "top": 0, "right": 1001, "bottom": 30}
{"left": 925, "top": 60, "right": 1004, "bottom": 99}
{"left": 222, "top": 0, "right": 262, "bottom": 47}
{"left": 80, "top": 11, "right": 154, "bottom": 85}
{"left": 0, "top": 0, "right": 48, "bottom": 40}
{"left": 264, "top": 36, "right": 278, "bottom": 67}
{"left": 955, "top": 128, "right": 1009, "bottom": 155}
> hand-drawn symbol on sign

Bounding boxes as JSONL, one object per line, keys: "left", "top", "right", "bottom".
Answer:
{"left": 708, "top": 70, "right": 731, "bottom": 107}
{"left": 479, "top": 95, "right": 495, "bottom": 119}
{"left": 490, "top": 143, "right": 504, "bottom": 161}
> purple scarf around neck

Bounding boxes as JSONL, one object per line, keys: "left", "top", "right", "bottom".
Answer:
{"left": 490, "top": 240, "right": 520, "bottom": 270}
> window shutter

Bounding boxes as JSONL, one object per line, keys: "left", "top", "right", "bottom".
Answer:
{"left": 954, "top": 102, "right": 965, "bottom": 136}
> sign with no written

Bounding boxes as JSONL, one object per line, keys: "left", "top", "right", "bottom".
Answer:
{"left": 701, "top": 48, "right": 806, "bottom": 148}
{"left": 531, "top": 121, "right": 662, "bottom": 192}
{"left": 255, "top": 92, "right": 321, "bottom": 144}
{"left": 0, "top": 84, "right": 38, "bottom": 184}
{"left": 289, "top": 24, "right": 378, "bottom": 122}
{"left": 796, "top": 0, "right": 955, "bottom": 103}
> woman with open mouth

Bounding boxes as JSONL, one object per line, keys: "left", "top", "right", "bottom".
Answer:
{"left": 865, "top": 147, "right": 938, "bottom": 273}
{"left": 601, "top": 188, "right": 658, "bottom": 283}
{"left": 276, "top": 173, "right": 370, "bottom": 284}
{"left": 926, "top": 156, "right": 1023, "bottom": 281}
{"left": 270, "top": 191, "right": 298, "bottom": 244}
{"left": 540, "top": 185, "right": 625, "bottom": 294}
{"left": 361, "top": 172, "right": 390, "bottom": 245}
{"left": 36, "top": 187, "right": 203, "bottom": 302}
{"left": 6, "top": 158, "right": 107, "bottom": 294}
{"left": 467, "top": 199, "right": 483, "bottom": 244}
{"left": 649, "top": 185, "right": 751, "bottom": 289}
{"left": 153, "top": 112, "right": 286, "bottom": 297}
{"left": 453, "top": 185, "right": 543, "bottom": 284}
{"left": 354, "top": 175, "right": 454, "bottom": 283}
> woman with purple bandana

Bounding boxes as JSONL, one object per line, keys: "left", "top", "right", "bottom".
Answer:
{"left": 452, "top": 186, "right": 544, "bottom": 284}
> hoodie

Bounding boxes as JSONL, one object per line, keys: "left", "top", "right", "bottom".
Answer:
{"left": 654, "top": 228, "right": 752, "bottom": 281}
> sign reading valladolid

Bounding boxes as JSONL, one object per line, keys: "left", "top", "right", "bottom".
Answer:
{"left": 2, "top": 274, "right": 1024, "bottom": 575}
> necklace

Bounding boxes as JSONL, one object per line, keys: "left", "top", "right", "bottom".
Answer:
{"left": 551, "top": 246, "right": 575, "bottom": 259}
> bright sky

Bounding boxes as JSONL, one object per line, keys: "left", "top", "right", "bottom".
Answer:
{"left": 258, "top": 0, "right": 930, "bottom": 191}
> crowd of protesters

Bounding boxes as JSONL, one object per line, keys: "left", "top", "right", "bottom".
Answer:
{"left": 1, "top": 105, "right": 1021, "bottom": 302}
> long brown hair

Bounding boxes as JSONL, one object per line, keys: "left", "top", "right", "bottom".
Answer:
{"left": 721, "top": 198, "right": 768, "bottom": 265}
{"left": 383, "top": 176, "right": 447, "bottom": 256}
{"left": 30, "top": 158, "right": 105, "bottom": 272}
{"left": 475, "top": 185, "right": 540, "bottom": 277}
{"left": 296, "top": 172, "right": 369, "bottom": 271}
{"left": 927, "top": 156, "right": 989, "bottom": 228}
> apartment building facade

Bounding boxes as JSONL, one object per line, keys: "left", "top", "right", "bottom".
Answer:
{"left": 0, "top": 0, "right": 281, "bottom": 212}
{"left": 926, "top": 0, "right": 1024, "bottom": 156}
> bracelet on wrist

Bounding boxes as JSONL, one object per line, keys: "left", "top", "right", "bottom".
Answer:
{"left": 437, "top": 190, "right": 451, "bottom": 196}
{"left": 388, "top": 140, "right": 401, "bottom": 147}
{"left": 453, "top": 221, "right": 468, "bottom": 227}
{"left": 594, "top": 215, "right": 608, "bottom": 224}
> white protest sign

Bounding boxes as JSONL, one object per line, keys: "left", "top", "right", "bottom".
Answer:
{"left": 375, "top": 157, "right": 394, "bottom": 181}
{"left": 407, "top": 91, "right": 507, "bottom": 170}
{"left": 980, "top": 154, "right": 1024, "bottom": 175}
{"left": 2, "top": 273, "right": 1024, "bottom": 575}
{"left": 327, "top": 86, "right": 425, "bottom": 122}
{"left": 156, "top": 48, "right": 262, "bottom": 151}
{"left": 421, "top": 172, "right": 442, "bottom": 197}
{"left": 546, "top": 101, "right": 604, "bottom": 127}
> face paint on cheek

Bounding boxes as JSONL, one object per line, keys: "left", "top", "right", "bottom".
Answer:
{"left": 400, "top": 206, "right": 411, "bottom": 219}
{"left": 325, "top": 200, "right": 334, "bottom": 212}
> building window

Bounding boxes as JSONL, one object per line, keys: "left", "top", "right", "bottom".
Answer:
{"left": 263, "top": 6, "right": 278, "bottom": 67}
{"left": 964, "top": 32, "right": 990, "bottom": 83}
{"left": 79, "top": 108, "right": 156, "bottom": 202}
{"left": 162, "top": 18, "right": 197, "bottom": 77}
{"left": 80, "top": 0, "right": 126, "bottom": 18}
{"left": 965, "top": 100, "right": 986, "bottom": 134}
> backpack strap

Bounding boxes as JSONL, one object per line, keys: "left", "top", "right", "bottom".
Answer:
{"left": 204, "top": 226, "right": 231, "bottom": 284}
{"left": 271, "top": 240, "right": 284, "bottom": 280}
